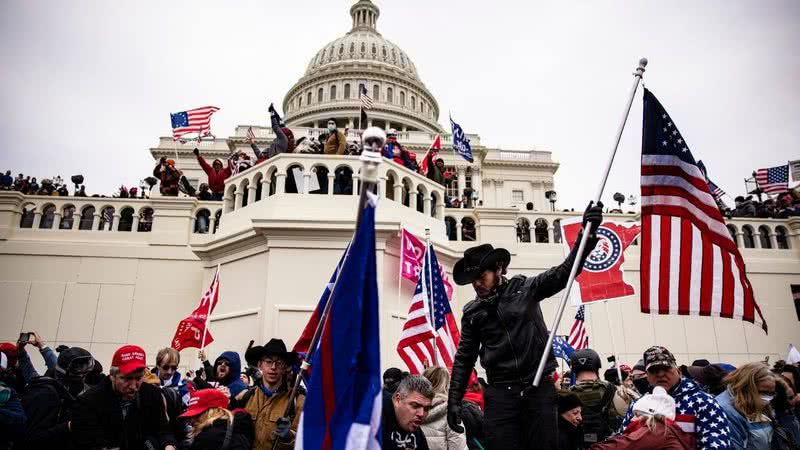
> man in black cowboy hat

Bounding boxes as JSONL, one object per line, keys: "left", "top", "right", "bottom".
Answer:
{"left": 447, "top": 202, "right": 603, "bottom": 450}
{"left": 235, "top": 338, "right": 304, "bottom": 450}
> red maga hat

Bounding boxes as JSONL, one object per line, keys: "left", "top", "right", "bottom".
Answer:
{"left": 180, "top": 388, "right": 229, "bottom": 418}
{"left": 111, "top": 345, "right": 146, "bottom": 376}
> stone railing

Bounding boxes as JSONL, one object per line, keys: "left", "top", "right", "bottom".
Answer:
{"left": 232, "top": 126, "right": 481, "bottom": 147}
{"left": 220, "top": 153, "right": 447, "bottom": 219}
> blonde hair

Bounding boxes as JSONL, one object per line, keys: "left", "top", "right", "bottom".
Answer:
{"left": 422, "top": 366, "right": 450, "bottom": 396}
{"left": 724, "top": 362, "right": 774, "bottom": 421}
{"left": 156, "top": 347, "right": 180, "bottom": 367}
{"left": 189, "top": 407, "right": 233, "bottom": 438}
{"left": 632, "top": 412, "right": 668, "bottom": 432}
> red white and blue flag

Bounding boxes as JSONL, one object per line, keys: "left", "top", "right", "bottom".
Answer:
{"left": 295, "top": 202, "right": 381, "bottom": 450}
{"left": 170, "top": 106, "right": 220, "bottom": 140}
{"left": 397, "top": 243, "right": 460, "bottom": 374}
{"left": 171, "top": 267, "right": 220, "bottom": 351}
{"left": 567, "top": 306, "right": 589, "bottom": 350}
{"left": 755, "top": 165, "right": 789, "bottom": 194}
{"left": 640, "top": 89, "right": 767, "bottom": 332}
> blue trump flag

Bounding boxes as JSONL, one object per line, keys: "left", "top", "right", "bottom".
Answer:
{"left": 296, "top": 203, "right": 381, "bottom": 450}
{"left": 552, "top": 335, "right": 575, "bottom": 364}
{"left": 450, "top": 116, "right": 473, "bottom": 163}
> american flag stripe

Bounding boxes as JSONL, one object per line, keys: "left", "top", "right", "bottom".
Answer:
{"left": 755, "top": 165, "right": 789, "bottom": 194}
{"left": 567, "top": 305, "right": 588, "bottom": 350}
{"left": 246, "top": 127, "right": 256, "bottom": 142}
{"left": 360, "top": 84, "right": 374, "bottom": 110}
{"left": 640, "top": 89, "right": 766, "bottom": 332}
{"left": 171, "top": 106, "right": 220, "bottom": 140}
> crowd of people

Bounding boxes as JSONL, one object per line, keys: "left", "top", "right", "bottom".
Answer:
{"left": 0, "top": 172, "right": 84, "bottom": 197}
{"left": 726, "top": 194, "right": 800, "bottom": 219}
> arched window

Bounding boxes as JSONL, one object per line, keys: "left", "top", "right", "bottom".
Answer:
{"left": 317, "top": 87, "right": 323, "bottom": 103}
{"left": 213, "top": 210, "right": 222, "bottom": 234}
{"left": 138, "top": 208, "right": 154, "bottom": 232}
{"left": 118, "top": 207, "right": 134, "bottom": 232}
{"left": 516, "top": 218, "right": 531, "bottom": 243}
{"left": 60, "top": 205, "right": 76, "bottom": 229}
{"left": 286, "top": 165, "right": 303, "bottom": 194}
{"left": 344, "top": 83, "right": 351, "bottom": 99}
{"left": 298, "top": 96, "right": 303, "bottom": 108}
{"left": 421, "top": 102, "right": 425, "bottom": 114}
{"left": 311, "top": 166, "right": 329, "bottom": 195}
{"left": 39, "top": 205, "right": 55, "bottom": 229}
{"left": 400, "top": 91, "right": 406, "bottom": 107}
{"left": 553, "top": 219, "right": 562, "bottom": 244}
{"left": 416, "top": 186, "right": 425, "bottom": 213}
{"left": 373, "top": 84, "right": 379, "bottom": 101}
{"left": 330, "top": 85, "right": 337, "bottom": 100}
{"left": 334, "top": 167, "right": 354, "bottom": 195}
{"left": 194, "top": 209, "right": 211, "bottom": 234}
{"left": 79, "top": 206, "right": 95, "bottom": 230}
{"left": 741, "top": 226, "right": 755, "bottom": 248}
{"left": 758, "top": 225, "right": 772, "bottom": 249}
{"left": 775, "top": 226, "right": 790, "bottom": 249}
{"left": 726, "top": 224, "right": 738, "bottom": 246}
{"left": 445, "top": 217, "right": 457, "bottom": 241}
{"left": 19, "top": 206, "right": 35, "bottom": 228}
{"left": 307, "top": 92, "right": 312, "bottom": 105}
{"left": 461, "top": 217, "right": 476, "bottom": 242}
{"left": 385, "top": 173, "right": 396, "bottom": 200}
{"left": 534, "top": 218, "right": 549, "bottom": 243}
{"left": 387, "top": 87, "right": 393, "bottom": 104}
{"left": 411, "top": 95, "right": 416, "bottom": 110}
{"left": 99, "top": 206, "right": 115, "bottom": 231}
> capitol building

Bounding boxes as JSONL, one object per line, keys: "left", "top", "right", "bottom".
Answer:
{"left": 1, "top": 0, "right": 798, "bottom": 374}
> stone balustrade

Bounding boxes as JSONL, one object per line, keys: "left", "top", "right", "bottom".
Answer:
{"left": 231, "top": 125, "right": 480, "bottom": 147}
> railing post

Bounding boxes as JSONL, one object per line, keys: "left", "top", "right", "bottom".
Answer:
{"left": 275, "top": 173, "right": 286, "bottom": 194}
{"left": 112, "top": 214, "right": 121, "bottom": 231}
{"left": 248, "top": 185, "right": 258, "bottom": 203}
{"left": 132, "top": 215, "right": 140, "bottom": 232}
{"left": 393, "top": 184, "right": 403, "bottom": 202}
{"left": 352, "top": 174, "right": 360, "bottom": 196}
{"left": 261, "top": 177, "right": 271, "bottom": 199}
{"left": 423, "top": 195, "right": 431, "bottom": 216}
{"left": 51, "top": 212, "right": 62, "bottom": 230}
{"left": 768, "top": 231, "right": 778, "bottom": 249}
{"left": 234, "top": 191, "right": 244, "bottom": 210}
{"left": 92, "top": 213, "right": 102, "bottom": 231}
{"left": 327, "top": 174, "right": 335, "bottom": 195}
{"left": 32, "top": 211, "right": 42, "bottom": 229}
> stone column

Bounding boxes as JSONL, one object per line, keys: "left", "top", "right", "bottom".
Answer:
{"left": 132, "top": 215, "right": 140, "bottom": 232}
{"left": 208, "top": 215, "right": 216, "bottom": 234}
{"left": 112, "top": 213, "right": 121, "bottom": 231}
{"left": 733, "top": 231, "right": 742, "bottom": 248}
{"left": 495, "top": 180, "right": 504, "bottom": 207}
{"left": 223, "top": 194, "right": 234, "bottom": 213}
{"left": 327, "top": 174, "right": 335, "bottom": 195}
{"left": 393, "top": 184, "right": 403, "bottom": 202}
{"left": 409, "top": 187, "right": 417, "bottom": 210}
{"left": 352, "top": 175, "right": 360, "bottom": 196}
{"left": 234, "top": 191, "right": 244, "bottom": 210}
{"left": 261, "top": 178, "right": 271, "bottom": 198}
{"left": 68, "top": 212, "right": 77, "bottom": 230}
{"left": 52, "top": 212, "right": 62, "bottom": 230}
{"left": 248, "top": 185, "right": 258, "bottom": 203}
{"left": 457, "top": 167, "right": 466, "bottom": 201}
{"left": 488, "top": 179, "right": 496, "bottom": 208}
{"left": 768, "top": 232, "right": 778, "bottom": 249}
{"left": 458, "top": 223, "right": 463, "bottom": 241}
{"left": 423, "top": 195, "right": 431, "bottom": 216}
{"left": 32, "top": 211, "right": 42, "bottom": 229}
{"left": 753, "top": 230, "right": 762, "bottom": 249}
{"left": 435, "top": 202, "right": 445, "bottom": 219}
{"left": 275, "top": 173, "right": 286, "bottom": 194}
{"left": 378, "top": 176, "right": 387, "bottom": 199}
{"left": 92, "top": 213, "right": 102, "bottom": 231}
{"left": 547, "top": 226, "right": 554, "bottom": 243}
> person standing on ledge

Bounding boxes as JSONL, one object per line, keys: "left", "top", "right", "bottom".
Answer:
{"left": 446, "top": 202, "right": 604, "bottom": 450}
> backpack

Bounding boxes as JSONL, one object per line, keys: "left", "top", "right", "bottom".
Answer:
{"left": 570, "top": 380, "right": 619, "bottom": 444}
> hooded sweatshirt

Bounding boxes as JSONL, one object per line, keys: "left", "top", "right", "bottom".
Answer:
{"left": 211, "top": 351, "right": 246, "bottom": 399}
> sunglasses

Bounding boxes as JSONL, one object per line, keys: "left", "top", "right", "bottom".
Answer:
{"left": 160, "top": 365, "right": 178, "bottom": 371}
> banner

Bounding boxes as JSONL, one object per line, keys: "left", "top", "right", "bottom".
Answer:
{"left": 400, "top": 229, "right": 454, "bottom": 299}
{"left": 560, "top": 218, "right": 640, "bottom": 305}
{"left": 172, "top": 267, "right": 220, "bottom": 351}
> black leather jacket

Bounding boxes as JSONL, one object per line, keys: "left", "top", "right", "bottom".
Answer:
{"left": 449, "top": 234, "right": 597, "bottom": 405}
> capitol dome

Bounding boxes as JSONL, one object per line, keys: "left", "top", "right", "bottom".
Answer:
{"left": 283, "top": 0, "right": 442, "bottom": 134}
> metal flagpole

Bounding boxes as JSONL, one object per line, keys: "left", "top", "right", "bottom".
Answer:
{"left": 533, "top": 58, "right": 647, "bottom": 387}
{"left": 602, "top": 300, "right": 624, "bottom": 385}
{"left": 275, "top": 128, "right": 386, "bottom": 442}
{"left": 198, "top": 264, "right": 219, "bottom": 370}
{"left": 425, "top": 227, "right": 437, "bottom": 367}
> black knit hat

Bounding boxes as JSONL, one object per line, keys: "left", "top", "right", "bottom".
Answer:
{"left": 558, "top": 391, "right": 583, "bottom": 414}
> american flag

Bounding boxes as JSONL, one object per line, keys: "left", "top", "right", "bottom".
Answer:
{"left": 246, "top": 126, "right": 256, "bottom": 143}
{"left": 707, "top": 179, "right": 725, "bottom": 202}
{"left": 640, "top": 89, "right": 767, "bottom": 332}
{"left": 170, "top": 106, "right": 220, "bottom": 140}
{"left": 397, "top": 244, "right": 460, "bottom": 373}
{"left": 360, "top": 84, "right": 374, "bottom": 110}
{"left": 567, "top": 305, "right": 589, "bottom": 350}
{"left": 755, "top": 165, "right": 789, "bottom": 194}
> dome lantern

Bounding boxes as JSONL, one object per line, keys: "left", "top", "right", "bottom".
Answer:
{"left": 350, "top": 0, "right": 380, "bottom": 33}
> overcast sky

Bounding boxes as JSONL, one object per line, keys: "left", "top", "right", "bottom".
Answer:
{"left": 2, "top": 1, "right": 798, "bottom": 209}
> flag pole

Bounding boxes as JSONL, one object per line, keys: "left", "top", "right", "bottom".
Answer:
{"left": 425, "top": 227, "right": 437, "bottom": 367}
{"left": 276, "top": 127, "right": 386, "bottom": 436}
{"left": 533, "top": 58, "right": 647, "bottom": 387}
{"left": 197, "top": 264, "right": 219, "bottom": 370}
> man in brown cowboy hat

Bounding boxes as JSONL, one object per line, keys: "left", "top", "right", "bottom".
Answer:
{"left": 447, "top": 202, "right": 604, "bottom": 450}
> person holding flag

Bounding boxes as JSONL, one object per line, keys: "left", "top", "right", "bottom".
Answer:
{"left": 446, "top": 203, "right": 603, "bottom": 450}
{"left": 421, "top": 136, "right": 446, "bottom": 186}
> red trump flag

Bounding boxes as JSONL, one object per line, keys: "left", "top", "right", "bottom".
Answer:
{"left": 400, "top": 228, "right": 454, "bottom": 299}
{"left": 561, "top": 218, "right": 641, "bottom": 304}
{"left": 172, "top": 267, "right": 220, "bottom": 351}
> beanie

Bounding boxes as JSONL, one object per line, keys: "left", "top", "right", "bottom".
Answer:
{"left": 558, "top": 392, "right": 583, "bottom": 414}
{"left": 633, "top": 386, "right": 676, "bottom": 420}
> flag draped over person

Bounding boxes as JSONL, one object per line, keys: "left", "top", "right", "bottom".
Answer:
{"left": 171, "top": 267, "right": 220, "bottom": 351}
{"left": 640, "top": 88, "right": 767, "bottom": 332}
{"left": 170, "top": 106, "right": 220, "bottom": 140}
{"left": 450, "top": 116, "right": 473, "bottom": 163}
{"left": 295, "top": 203, "right": 381, "bottom": 450}
{"left": 397, "top": 243, "right": 460, "bottom": 374}
{"left": 755, "top": 164, "right": 790, "bottom": 194}
{"left": 567, "top": 305, "right": 589, "bottom": 350}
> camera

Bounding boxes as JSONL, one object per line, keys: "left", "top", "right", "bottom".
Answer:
{"left": 17, "top": 332, "right": 32, "bottom": 345}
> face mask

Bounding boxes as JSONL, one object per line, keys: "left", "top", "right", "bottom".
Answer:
{"left": 761, "top": 395, "right": 774, "bottom": 403}
{"left": 327, "top": 124, "right": 336, "bottom": 132}
{"left": 633, "top": 378, "right": 650, "bottom": 395}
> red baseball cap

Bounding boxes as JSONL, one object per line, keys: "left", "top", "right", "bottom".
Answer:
{"left": 180, "top": 388, "right": 229, "bottom": 418}
{"left": 111, "top": 345, "right": 147, "bottom": 376}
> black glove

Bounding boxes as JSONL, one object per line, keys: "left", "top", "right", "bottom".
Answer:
{"left": 582, "top": 201, "right": 604, "bottom": 234}
{"left": 193, "top": 148, "right": 199, "bottom": 156}
{"left": 160, "top": 156, "right": 166, "bottom": 164}
{"left": 446, "top": 402, "right": 464, "bottom": 433}
{"left": 274, "top": 417, "right": 291, "bottom": 441}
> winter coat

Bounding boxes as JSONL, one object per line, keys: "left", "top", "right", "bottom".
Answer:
{"left": 420, "top": 394, "right": 468, "bottom": 450}
{"left": 383, "top": 141, "right": 416, "bottom": 171}
{"left": 70, "top": 375, "right": 176, "bottom": 450}
{"left": 621, "top": 377, "right": 731, "bottom": 450}
{"left": 425, "top": 152, "right": 446, "bottom": 186}
{"left": 0, "top": 382, "right": 26, "bottom": 450}
{"left": 234, "top": 385, "right": 305, "bottom": 450}
{"left": 449, "top": 235, "right": 597, "bottom": 404}
{"left": 382, "top": 393, "right": 430, "bottom": 450}
{"left": 558, "top": 416, "right": 584, "bottom": 450}
{"left": 17, "top": 346, "right": 58, "bottom": 385}
{"left": 20, "top": 376, "right": 78, "bottom": 450}
{"left": 198, "top": 351, "right": 247, "bottom": 399}
{"left": 716, "top": 389, "right": 772, "bottom": 450}
{"left": 181, "top": 410, "right": 255, "bottom": 450}
{"left": 775, "top": 408, "right": 800, "bottom": 445}
{"left": 591, "top": 419, "right": 694, "bottom": 450}
{"left": 0, "top": 174, "right": 12, "bottom": 188}
{"left": 153, "top": 162, "right": 181, "bottom": 196}
{"left": 460, "top": 399, "right": 485, "bottom": 450}
{"left": 323, "top": 130, "right": 347, "bottom": 155}
{"left": 197, "top": 155, "right": 232, "bottom": 194}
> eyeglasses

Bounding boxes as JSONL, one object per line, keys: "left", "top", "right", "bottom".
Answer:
{"left": 217, "top": 360, "right": 230, "bottom": 367}
{"left": 260, "top": 359, "right": 286, "bottom": 368}
{"left": 160, "top": 365, "right": 178, "bottom": 371}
